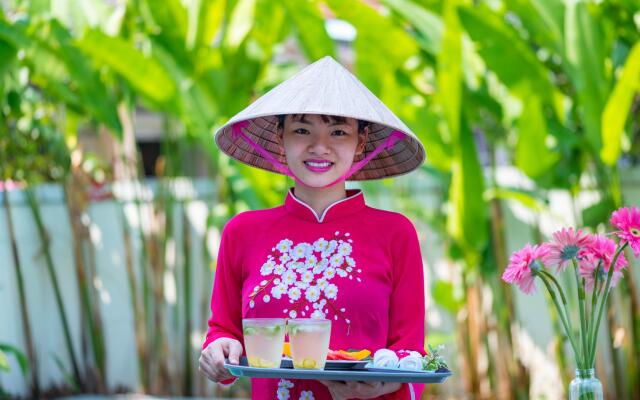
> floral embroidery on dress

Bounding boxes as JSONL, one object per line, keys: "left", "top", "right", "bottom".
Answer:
{"left": 275, "top": 379, "right": 315, "bottom": 400}
{"left": 299, "top": 390, "right": 315, "bottom": 400}
{"left": 277, "top": 379, "right": 294, "bottom": 400}
{"left": 249, "top": 232, "right": 362, "bottom": 331}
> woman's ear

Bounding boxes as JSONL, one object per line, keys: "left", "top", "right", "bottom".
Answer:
{"left": 355, "top": 126, "right": 369, "bottom": 155}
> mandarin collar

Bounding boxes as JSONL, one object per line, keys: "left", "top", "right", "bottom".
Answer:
{"left": 284, "top": 188, "right": 366, "bottom": 223}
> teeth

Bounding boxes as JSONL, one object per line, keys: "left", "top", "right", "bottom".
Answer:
{"left": 306, "top": 161, "right": 331, "bottom": 167}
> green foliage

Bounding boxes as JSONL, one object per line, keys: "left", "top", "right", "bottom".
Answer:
{"left": 382, "top": 0, "right": 443, "bottom": 55}
{"left": 458, "top": 5, "right": 554, "bottom": 100}
{"left": 432, "top": 281, "right": 463, "bottom": 314}
{"left": 282, "top": 0, "right": 334, "bottom": 60}
{"left": 515, "top": 94, "right": 560, "bottom": 178}
{"left": 601, "top": 42, "right": 640, "bottom": 165}
{"left": 0, "top": 344, "right": 28, "bottom": 376}
{"left": 77, "top": 29, "right": 176, "bottom": 108}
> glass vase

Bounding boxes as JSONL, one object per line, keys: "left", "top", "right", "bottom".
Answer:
{"left": 569, "top": 369, "right": 603, "bottom": 400}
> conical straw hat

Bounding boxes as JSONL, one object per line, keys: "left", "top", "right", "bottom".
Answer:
{"left": 214, "top": 56, "right": 426, "bottom": 180}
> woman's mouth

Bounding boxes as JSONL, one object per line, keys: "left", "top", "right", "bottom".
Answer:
{"left": 304, "top": 160, "right": 334, "bottom": 173}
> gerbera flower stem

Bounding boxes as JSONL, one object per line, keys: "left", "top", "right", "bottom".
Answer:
{"left": 571, "top": 258, "right": 589, "bottom": 369}
{"left": 539, "top": 269, "right": 569, "bottom": 305}
{"left": 539, "top": 269, "right": 574, "bottom": 336}
{"left": 586, "top": 261, "right": 603, "bottom": 364}
{"left": 537, "top": 272, "right": 583, "bottom": 366}
{"left": 588, "top": 242, "right": 628, "bottom": 367}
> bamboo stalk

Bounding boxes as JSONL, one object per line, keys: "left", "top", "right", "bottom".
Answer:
{"left": 119, "top": 203, "right": 148, "bottom": 391}
{"left": 63, "top": 182, "right": 106, "bottom": 392}
{"left": 489, "top": 199, "right": 521, "bottom": 399}
{"left": 3, "top": 189, "right": 40, "bottom": 398}
{"left": 25, "top": 187, "right": 83, "bottom": 389}
{"left": 182, "top": 205, "right": 193, "bottom": 396}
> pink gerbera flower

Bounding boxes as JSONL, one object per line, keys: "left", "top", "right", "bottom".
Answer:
{"left": 543, "top": 228, "right": 593, "bottom": 272}
{"left": 502, "top": 244, "right": 550, "bottom": 295}
{"left": 610, "top": 206, "right": 640, "bottom": 257}
{"left": 578, "top": 235, "right": 628, "bottom": 291}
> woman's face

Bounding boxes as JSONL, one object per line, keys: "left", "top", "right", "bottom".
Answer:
{"left": 277, "top": 114, "right": 367, "bottom": 188}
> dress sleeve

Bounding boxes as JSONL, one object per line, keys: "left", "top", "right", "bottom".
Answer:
{"left": 383, "top": 216, "right": 426, "bottom": 400}
{"left": 202, "top": 219, "right": 244, "bottom": 350}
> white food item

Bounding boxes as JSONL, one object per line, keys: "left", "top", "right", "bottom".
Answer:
{"left": 373, "top": 349, "right": 399, "bottom": 368}
{"left": 398, "top": 352, "right": 424, "bottom": 371}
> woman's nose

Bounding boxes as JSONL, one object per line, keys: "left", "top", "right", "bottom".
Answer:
{"left": 308, "top": 135, "right": 330, "bottom": 154}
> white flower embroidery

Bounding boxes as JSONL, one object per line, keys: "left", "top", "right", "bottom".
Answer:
{"left": 330, "top": 254, "right": 344, "bottom": 268}
{"left": 278, "top": 379, "right": 294, "bottom": 388}
{"left": 313, "top": 238, "right": 328, "bottom": 252}
{"left": 305, "top": 285, "right": 320, "bottom": 302}
{"left": 271, "top": 285, "right": 286, "bottom": 299}
{"left": 305, "top": 255, "right": 318, "bottom": 269}
{"left": 316, "top": 277, "right": 328, "bottom": 290}
{"left": 295, "top": 280, "right": 310, "bottom": 290}
{"left": 288, "top": 287, "right": 302, "bottom": 301}
{"left": 277, "top": 388, "right": 290, "bottom": 400}
{"left": 338, "top": 242, "right": 352, "bottom": 256}
{"left": 313, "top": 259, "right": 328, "bottom": 274}
{"left": 323, "top": 268, "right": 336, "bottom": 280}
{"left": 301, "top": 270, "right": 314, "bottom": 283}
{"left": 251, "top": 234, "right": 361, "bottom": 329}
{"left": 277, "top": 379, "right": 295, "bottom": 400}
{"left": 291, "top": 243, "right": 308, "bottom": 260}
{"left": 276, "top": 239, "right": 293, "bottom": 254}
{"left": 282, "top": 270, "right": 297, "bottom": 286}
{"left": 325, "top": 284, "right": 338, "bottom": 299}
{"left": 299, "top": 390, "right": 315, "bottom": 400}
{"left": 261, "top": 259, "right": 276, "bottom": 275}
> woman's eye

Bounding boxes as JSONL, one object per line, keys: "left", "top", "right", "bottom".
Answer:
{"left": 332, "top": 130, "right": 347, "bottom": 136}
{"left": 294, "top": 128, "right": 309, "bottom": 135}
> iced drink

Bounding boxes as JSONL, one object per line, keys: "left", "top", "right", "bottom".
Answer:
{"left": 242, "top": 318, "right": 286, "bottom": 368}
{"left": 287, "top": 318, "right": 331, "bottom": 370}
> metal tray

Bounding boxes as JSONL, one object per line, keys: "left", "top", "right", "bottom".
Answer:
{"left": 280, "top": 357, "right": 368, "bottom": 370}
{"left": 224, "top": 358, "right": 452, "bottom": 384}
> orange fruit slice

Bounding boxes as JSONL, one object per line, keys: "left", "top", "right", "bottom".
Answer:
{"left": 282, "top": 342, "right": 291, "bottom": 357}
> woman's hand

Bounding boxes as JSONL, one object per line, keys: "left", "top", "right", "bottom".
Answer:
{"left": 199, "top": 337, "right": 243, "bottom": 383}
{"left": 318, "top": 380, "right": 402, "bottom": 399}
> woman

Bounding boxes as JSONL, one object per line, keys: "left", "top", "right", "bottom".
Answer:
{"left": 199, "top": 56, "right": 427, "bottom": 400}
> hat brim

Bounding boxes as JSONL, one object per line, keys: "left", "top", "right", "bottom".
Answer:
{"left": 215, "top": 113, "right": 425, "bottom": 181}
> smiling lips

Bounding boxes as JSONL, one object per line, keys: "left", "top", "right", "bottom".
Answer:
{"left": 304, "top": 159, "right": 334, "bottom": 173}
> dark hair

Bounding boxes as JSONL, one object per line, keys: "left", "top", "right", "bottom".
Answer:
{"left": 276, "top": 114, "right": 370, "bottom": 133}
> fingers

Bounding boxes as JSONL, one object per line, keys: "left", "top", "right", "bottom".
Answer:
{"left": 318, "top": 380, "right": 386, "bottom": 398}
{"left": 199, "top": 340, "right": 239, "bottom": 383}
{"left": 227, "top": 340, "right": 243, "bottom": 365}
